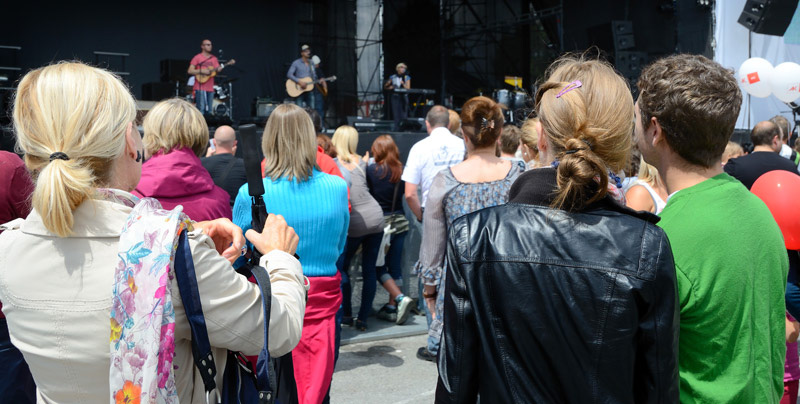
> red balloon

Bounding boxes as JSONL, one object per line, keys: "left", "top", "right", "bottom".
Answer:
{"left": 751, "top": 170, "right": 800, "bottom": 250}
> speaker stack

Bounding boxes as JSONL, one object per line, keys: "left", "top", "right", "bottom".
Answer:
{"left": 738, "top": 0, "right": 800, "bottom": 36}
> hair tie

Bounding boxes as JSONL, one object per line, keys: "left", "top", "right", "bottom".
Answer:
{"left": 480, "top": 117, "right": 495, "bottom": 130}
{"left": 564, "top": 149, "right": 582, "bottom": 155}
{"left": 49, "top": 152, "right": 70, "bottom": 161}
{"left": 581, "top": 139, "right": 592, "bottom": 150}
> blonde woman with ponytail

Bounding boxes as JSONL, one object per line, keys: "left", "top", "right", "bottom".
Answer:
{"left": 0, "top": 62, "right": 307, "bottom": 403}
{"left": 435, "top": 55, "right": 678, "bottom": 402}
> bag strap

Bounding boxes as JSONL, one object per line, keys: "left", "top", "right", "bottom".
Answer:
{"left": 390, "top": 180, "right": 401, "bottom": 214}
{"left": 173, "top": 230, "right": 219, "bottom": 402}
{"left": 251, "top": 264, "right": 278, "bottom": 404}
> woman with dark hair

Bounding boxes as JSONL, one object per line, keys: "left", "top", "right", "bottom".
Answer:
{"left": 365, "top": 135, "right": 414, "bottom": 324}
{"left": 435, "top": 56, "right": 678, "bottom": 403}
{"left": 416, "top": 96, "right": 526, "bottom": 362}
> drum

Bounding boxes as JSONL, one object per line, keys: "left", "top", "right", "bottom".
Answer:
{"left": 512, "top": 91, "right": 529, "bottom": 110}
{"left": 214, "top": 85, "right": 229, "bottom": 100}
{"left": 495, "top": 89, "right": 510, "bottom": 108}
{"left": 212, "top": 99, "right": 229, "bottom": 116}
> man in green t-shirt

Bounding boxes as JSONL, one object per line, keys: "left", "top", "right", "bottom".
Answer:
{"left": 635, "top": 54, "right": 788, "bottom": 403}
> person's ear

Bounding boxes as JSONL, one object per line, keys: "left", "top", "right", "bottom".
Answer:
{"left": 650, "top": 117, "right": 664, "bottom": 148}
{"left": 536, "top": 121, "right": 547, "bottom": 154}
{"left": 124, "top": 123, "right": 139, "bottom": 161}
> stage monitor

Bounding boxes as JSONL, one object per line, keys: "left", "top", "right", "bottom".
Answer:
{"left": 738, "top": 0, "right": 800, "bottom": 36}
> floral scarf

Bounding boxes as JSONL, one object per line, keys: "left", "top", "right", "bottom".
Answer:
{"left": 107, "top": 189, "right": 192, "bottom": 404}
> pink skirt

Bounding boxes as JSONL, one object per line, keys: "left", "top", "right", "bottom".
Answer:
{"left": 292, "top": 273, "right": 342, "bottom": 404}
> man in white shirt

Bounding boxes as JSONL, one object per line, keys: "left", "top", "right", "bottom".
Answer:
{"left": 401, "top": 105, "right": 465, "bottom": 362}
{"left": 402, "top": 105, "right": 465, "bottom": 222}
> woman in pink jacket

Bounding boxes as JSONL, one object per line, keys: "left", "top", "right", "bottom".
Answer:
{"left": 134, "top": 98, "right": 231, "bottom": 221}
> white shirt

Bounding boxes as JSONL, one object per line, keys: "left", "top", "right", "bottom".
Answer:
{"left": 401, "top": 126, "right": 466, "bottom": 207}
{"left": 780, "top": 143, "right": 793, "bottom": 160}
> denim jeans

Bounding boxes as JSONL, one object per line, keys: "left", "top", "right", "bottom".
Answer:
{"left": 0, "top": 319, "right": 35, "bottom": 403}
{"left": 194, "top": 90, "right": 214, "bottom": 115}
{"left": 295, "top": 90, "right": 314, "bottom": 110}
{"left": 313, "top": 89, "right": 325, "bottom": 122}
{"left": 337, "top": 232, "right": 383, "bottom": 322}
{"left": 377, "top": 230, "right": 407, "bottom": 285}
{"left": 421, "top": 276, "right": 441, "bottom": 355}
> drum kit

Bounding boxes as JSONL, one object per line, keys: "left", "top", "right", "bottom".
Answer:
{"left": 493, "top": 88, "right": 531, "bottom": 123}
{"left": 183, "top": 78, "right": 236, "bottom": 118}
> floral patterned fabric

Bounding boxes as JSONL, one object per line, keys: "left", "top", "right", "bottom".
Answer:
{"left": 108, "top": 189, "right": 192, "bottom": 404}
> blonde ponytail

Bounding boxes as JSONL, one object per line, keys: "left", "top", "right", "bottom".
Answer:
{"left": 13, "top": 62, "right": 136, "bottom": 236}
{"left": 535, "top": 58, "right": 633, "bottom": 212}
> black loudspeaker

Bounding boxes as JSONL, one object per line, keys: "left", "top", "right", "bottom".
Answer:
{"left": 611, "top": 21, "right": 635, "bottom": 50}
{"left": 399, "top": 117, "right": 425, "bottom": 132}
{"left": 141, "top": 82, "right": 175, "bottom": 101}
{"left": 346, "top": 116, "right": 395, "bottom": 132}
{"left": 738, "top": 0, "right": 800, "bottom": 36}
{"left": 160, "top": 59, "right": 189, "bottom": 83}
{"left": 616, "top": 51, "right": 648, "bottom": 81}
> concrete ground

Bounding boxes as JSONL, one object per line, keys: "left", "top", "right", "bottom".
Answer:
{"left": 330, "top": 334, "right": 439, "bottom": 404}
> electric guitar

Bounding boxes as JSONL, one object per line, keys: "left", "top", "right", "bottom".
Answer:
{"left": 286, "top": 75, "right": 337, "bottom": 97}
{"left": 195, "top": 59, "right": 236, "bottom": 84}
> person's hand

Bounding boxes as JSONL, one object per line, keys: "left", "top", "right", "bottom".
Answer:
{"left": 193, "top": 218, "right": 246, "bottom": 264}
{"left": 423, "top": 284, "right": 437, "bottom": 319}
{"left": 299, "top": 82, "right": 308, "bottom": 90}
{"left": 245, "top": 214, "right": 300, "bottom": 256}
{"left": 362, "top": 151, "right": 370, "bottom": 163}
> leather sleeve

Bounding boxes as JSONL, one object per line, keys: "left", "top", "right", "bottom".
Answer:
{"left": 634, "top": 226, "right": 680, "bottom": 403}
{"left": 435, "top": 219, "right": 479, "bottom": 403}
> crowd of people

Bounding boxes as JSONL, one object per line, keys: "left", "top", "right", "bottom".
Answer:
{"left": 0, "top": 51, "right": 798, "bottom": 404}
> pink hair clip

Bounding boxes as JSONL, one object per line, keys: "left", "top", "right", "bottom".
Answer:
{"left": 555, "top": 80, "right": 582, "bottom": 98}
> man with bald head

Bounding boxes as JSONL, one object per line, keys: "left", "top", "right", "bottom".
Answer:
{"left": 724, "top": 120, "right": 799, "bottom": 189}
{"left": 201, "top": 125, "right": 247, "bottom": 206}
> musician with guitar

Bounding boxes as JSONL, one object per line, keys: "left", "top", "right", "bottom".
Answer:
{"left": 286, "top": 44, "right": 320, "bottom": 111}
{"left": 384, "top": 63, "right": 411, "bottom": 130}
{"left": 187, "top": 39, "right": 234, "bottom": 115}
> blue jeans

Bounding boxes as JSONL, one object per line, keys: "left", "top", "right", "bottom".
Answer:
{"left": 313, "top": 89, "right": 325, "bottom": 122}
{"left": 195, "top": 90, "right": 214, "bottom": 115}
{"left": 295, "top": 91, "right": 314, "bottom": 110}
{"left": 421, "top": 276, "right": 440, "bottom": 354}
{"left": 0, "top": 319, "right": 35, "bottom": 403}
{"left": 377, "top": 230, "right": 407, "bottom": 285}
{"left": 337, "top": 232, "right": 383, "bottom": 322}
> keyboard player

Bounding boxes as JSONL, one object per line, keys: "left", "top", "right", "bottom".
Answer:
{"left": 384, "top": 62, "right": 411, "bottom": 130}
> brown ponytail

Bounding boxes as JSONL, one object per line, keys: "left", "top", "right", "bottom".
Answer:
{"left": 460, "top": 96, "right": 504, "bottom": 148}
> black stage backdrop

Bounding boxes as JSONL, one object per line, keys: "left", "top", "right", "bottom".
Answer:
{"left": 0, "top": 0, "right": 302, "bottom": 123}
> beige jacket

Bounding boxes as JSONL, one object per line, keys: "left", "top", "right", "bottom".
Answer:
{"left": 0, "top": 197, "right": 308, "bottom": 403}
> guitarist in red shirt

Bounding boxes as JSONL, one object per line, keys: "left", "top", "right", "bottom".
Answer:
{"left": 187, "top": 39, "right": 220, "bottom": 115}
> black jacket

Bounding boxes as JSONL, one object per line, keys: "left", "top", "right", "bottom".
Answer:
{"left": 435, "top": 168, "right": 679, "bottom": 403}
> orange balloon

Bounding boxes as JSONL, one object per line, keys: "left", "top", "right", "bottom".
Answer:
{"left": 751, "top": 170, "right": 800, "bottom": 250}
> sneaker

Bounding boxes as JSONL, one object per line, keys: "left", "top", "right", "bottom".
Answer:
{"left": 341, "top": 316, "right": 354, "bottom": 327}
{"left": 396, "top": 296, "right": 414, "bottom": 325}
{"left": 416, "top": 347, "right": 437, "bottom": 362}
{"left": 376, "top": 305, "right": 398, "bottom": 322}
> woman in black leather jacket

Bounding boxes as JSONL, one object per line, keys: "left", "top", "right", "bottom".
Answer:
{"left": 435, "top": 56, "right": 679, "bottom": 403}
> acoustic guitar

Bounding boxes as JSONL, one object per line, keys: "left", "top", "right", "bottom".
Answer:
{"left": 285, "top": 75, "right": 337, "bottom": 98}
{"left": 195, "top": 59, "right": 236, "bottom": 84}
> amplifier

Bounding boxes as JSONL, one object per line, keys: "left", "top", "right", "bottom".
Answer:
{"left": 253, "top": 98, "right": 277, "bottom": 118}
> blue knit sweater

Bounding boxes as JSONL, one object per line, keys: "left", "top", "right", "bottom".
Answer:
{"left": 233, "top": 169, "right": 349, "bottom": 277}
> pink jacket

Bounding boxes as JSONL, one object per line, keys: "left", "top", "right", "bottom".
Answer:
{"left": 134, "top": 147, "right": 232, "bottom": 221}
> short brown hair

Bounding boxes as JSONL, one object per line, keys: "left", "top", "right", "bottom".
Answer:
{"left": 460, "top": 96, "right": 504, "bottom": 148}
{"left": 637, "top": 54, "right": 742, "bottom": 168}
{"left": 750, "top": 121, "right": 780, "bottom": 146}
{"left": 769, "top": 115, "right": 791, "bottom": 141}
{"left": 499, "top": 125, "right": 521, "bottom": 155}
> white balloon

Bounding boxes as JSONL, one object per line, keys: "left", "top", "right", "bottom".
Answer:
{"left": 738, "top": 57, "right": 774, "bottom": 98}
{"left": 770, "top": 62, "right": 800, "bottom": 103}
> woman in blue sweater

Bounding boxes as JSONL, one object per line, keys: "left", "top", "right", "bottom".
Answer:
{"left": 233, "top": 103, "right": 349, "bottom": 404}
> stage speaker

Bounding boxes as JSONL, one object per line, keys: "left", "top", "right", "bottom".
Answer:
{"left": 160, "top": 59, "right": 189, "bottom": 83}
{"left": 738, "top": 0, "right": 800, "bottom": 36}
{"left": 612, "top": 21, "right": 635, "bottom": 50}
{"left": 141, "top": 82, "right": 175, "bottom": 101}
{"left": 399, "top": 117, "right": 425, "bottom": 132}
{"left": 253, "top": 98, "right": 277, "bottom": 118}
{"left": 615, "top": 51, "right": 648, "bottom": 81}
{"left": 346, "top": 116, "right": 394, "bottom": 132}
